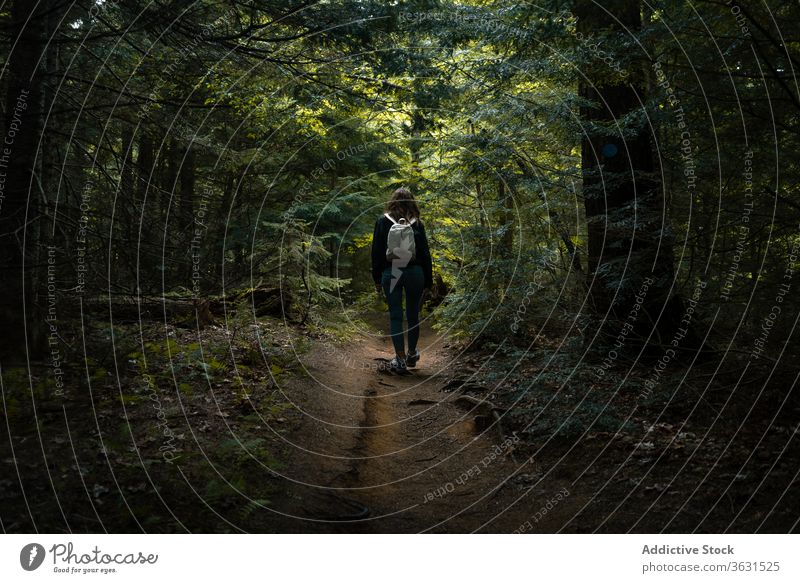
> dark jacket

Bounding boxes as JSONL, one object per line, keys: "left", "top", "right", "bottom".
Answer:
{"left": 371, "top": 214, "right": 433, "bottom": 289}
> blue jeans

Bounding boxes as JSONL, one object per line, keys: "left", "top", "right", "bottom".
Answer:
{"left": 381, "top": 264, "right": 424, "bottom": 356}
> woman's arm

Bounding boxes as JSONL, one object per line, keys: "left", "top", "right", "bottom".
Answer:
{"left": 417, "top": 221, "right": 433, "bottom": 289}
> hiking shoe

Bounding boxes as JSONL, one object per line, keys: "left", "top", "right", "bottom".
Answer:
{"left": 406, "top": 349, "right": 420, "bottom": 368}
{"left": 388, "top": 356, "right": 407, "bottom": 373}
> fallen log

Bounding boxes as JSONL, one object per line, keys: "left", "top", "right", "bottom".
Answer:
{"left": 77, "top": 286, "right": 291, "bottom": 327}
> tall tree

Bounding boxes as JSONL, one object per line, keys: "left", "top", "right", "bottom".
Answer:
{"left": 0, "top": 0, "right": 51, "bottom": 361}
{"left": 574, "top": 0, "right": 679, "bottom": 340}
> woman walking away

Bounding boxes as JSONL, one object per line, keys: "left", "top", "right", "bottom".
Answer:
{"left": 371, "top": 187, "right": 433, "bottom": 373}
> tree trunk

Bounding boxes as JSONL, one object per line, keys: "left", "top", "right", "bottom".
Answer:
{"left": 179, "top": 145, "right": 195, "bottom": 234}
{"left": 137, "top": 133, "right": 154, "bottom": 201}
{"left": 499, "top": 178, "right": 514, "bottom": 250}
{"left": 160, "top": 139, "right": 179, "bottom": 287}
{"left": 0, "top": 0, "right": 49, "bottom": 362}
{"left": 575, "top": 0, "right": 678, "bottom": 339}
{"left": 179, "top": 144, "right": 196, "bottom": 284}
{"left": 213, "top": 172, "right": 235, "bottom": 286}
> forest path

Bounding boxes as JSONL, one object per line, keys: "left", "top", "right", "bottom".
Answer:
{"left": 261, "top": 310, "right": 579, "bottom": 533}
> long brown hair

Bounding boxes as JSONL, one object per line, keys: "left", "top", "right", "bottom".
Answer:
{"left": 385, "top": 187, "right": 420, "bottom": 221}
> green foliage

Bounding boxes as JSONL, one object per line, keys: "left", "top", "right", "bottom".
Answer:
{"left": 18, "top": 0, "right": 800, "bottom": 377}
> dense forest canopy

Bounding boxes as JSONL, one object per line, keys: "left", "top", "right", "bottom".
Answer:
{"left": 1, "top": 0, "right": 797, "bottom": 347}
{"left": 0, "top": 0, "right": 798, "bottom": 533}
{"left": 0, "top": 1, "right": 794, "bottom": 336}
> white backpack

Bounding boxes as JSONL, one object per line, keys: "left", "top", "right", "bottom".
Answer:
{"left": 384, "top": 212, "right": 416, "bottom": 265}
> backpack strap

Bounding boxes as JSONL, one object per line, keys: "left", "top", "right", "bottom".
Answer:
{"left": 384, "top": 212, "right": 417, "bottom": 225}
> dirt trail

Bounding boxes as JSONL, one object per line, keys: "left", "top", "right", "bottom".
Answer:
{"left": 261, "top": 311, "right": 580, "bottom": 533}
